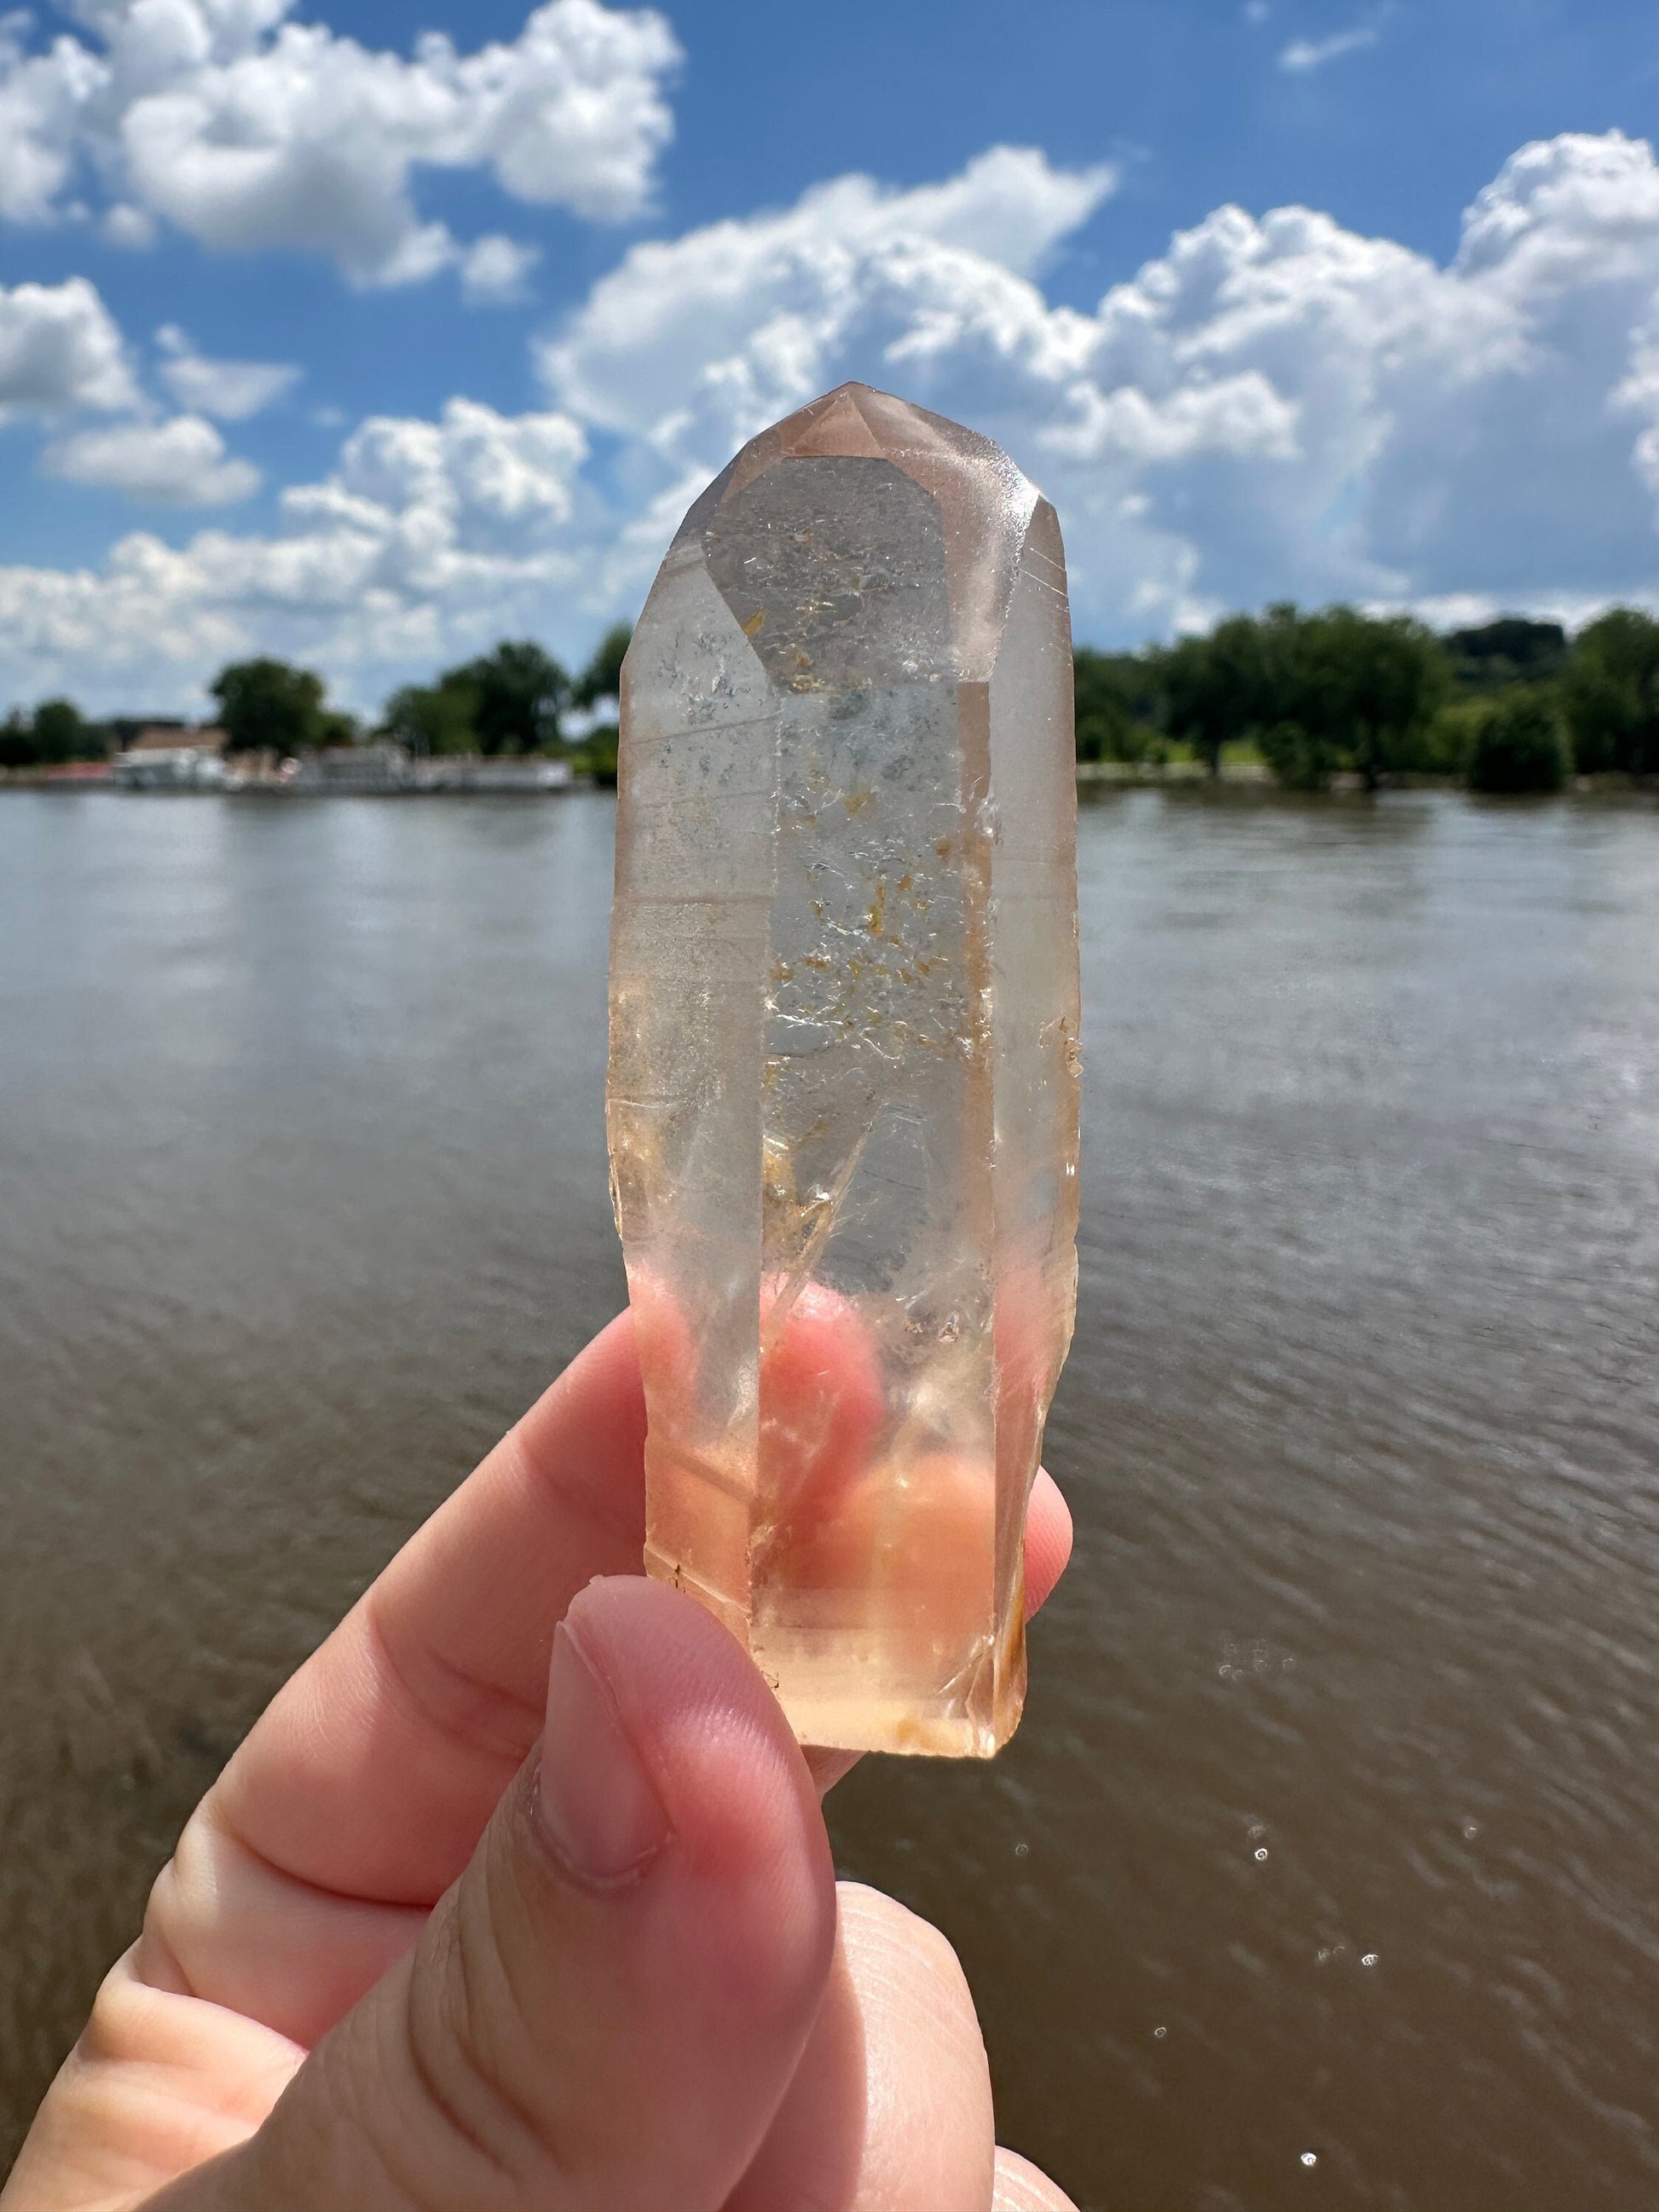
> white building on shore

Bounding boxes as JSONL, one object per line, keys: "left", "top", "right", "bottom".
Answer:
{"left": 110, "top": 725, "right": 228, "bottom": 790}
{"left": 106, "top": 729, "right": 582, "bottom": 794}
{"left": 413, "top": 756, "right": 574, "bottom": 793}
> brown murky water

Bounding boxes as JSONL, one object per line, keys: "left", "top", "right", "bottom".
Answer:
{"left": 2, "top": 786, "right": 1656, "bottom": 2209}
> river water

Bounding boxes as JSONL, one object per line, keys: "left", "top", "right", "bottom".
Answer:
{"left": 1, "top": 786, "right": 1656, "bottom": 2209}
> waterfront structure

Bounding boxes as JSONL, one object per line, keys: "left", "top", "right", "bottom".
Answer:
{"left": 415, "top": 756, "right": 574, "bottom": 793}
{"left": 110, "top": 726, "right": 228, "bottom": 790}
{"left": 283, "top": 742, "right": 411, "bottom": 794}
{"left": 278, "top": 748, "right": 577, "bottom": 794}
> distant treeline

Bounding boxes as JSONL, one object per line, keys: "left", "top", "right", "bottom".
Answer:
{"left": 380, "top": 628, "right": 630, "bottom": 777}
{"left": 0, "top": 627, "right": 632, "bottom": 782}
{"left": 1077, "top": 607, "right": 1659, "bottom": 793}
{"left": 6, "top": 607, "right": 1659, "bottom": 795}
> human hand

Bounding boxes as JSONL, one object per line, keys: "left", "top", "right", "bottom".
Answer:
{"left": 3, "top": 1313, "right": 1078, "bottom": 2211}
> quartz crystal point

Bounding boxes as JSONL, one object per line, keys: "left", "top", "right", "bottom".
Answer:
{"left": 607, "top": 383, "right": 1079, "bottom": 1756}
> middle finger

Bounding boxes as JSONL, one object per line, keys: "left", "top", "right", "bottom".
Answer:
{"left": 724, "top": 1880, "right": 997, "bottom": 2212}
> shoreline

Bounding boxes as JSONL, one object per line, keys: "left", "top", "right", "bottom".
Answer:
{"left": 3, "top": 764, "right": 1654, "bottom": 800}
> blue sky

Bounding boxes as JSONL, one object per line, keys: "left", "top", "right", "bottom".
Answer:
{"left": 3, "top": 0, "right": 1659, "bottom": 712}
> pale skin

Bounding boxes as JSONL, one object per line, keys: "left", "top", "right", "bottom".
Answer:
{"left": 3, "top": 1312, "right": 1080, "bottom": 2212}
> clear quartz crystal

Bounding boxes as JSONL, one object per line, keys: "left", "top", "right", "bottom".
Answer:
{"left": 607, "top": 383, "right": 1079, "bottom": 1756}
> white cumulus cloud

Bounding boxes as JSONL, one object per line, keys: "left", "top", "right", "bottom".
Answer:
{"left": 16, "top": 135, "right": 1659, "bottom": 708}
{"left": 156, "top": 323, "right": 299, "bottom": 418}
{"left": 0, "top": 274, "right": 136, "bottom": 414}
{"left": 43, "top": 413, "right": 260, "bottom": 502}
{"left": 540, "top": 131, "right": 1659, "bottom": 632}
{"left": 460, "top": 234, "right": 540, "bottom": 306}
{"left": 0, "top": 0, "right": 679, "bottom": 287}
{"left": 541, "top": 146, "right": 1117, "bottom": 448}
{"left": 1279, "top": 25, "right": 1381, "bottom": 72}
{"left": 1, "top": 396, "right": 592, "bottom": 706}
{"left": 537, "top": 141, "right": 1458, "bottom": 621}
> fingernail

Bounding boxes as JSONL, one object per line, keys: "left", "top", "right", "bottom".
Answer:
{"left": 540, "top": 1620, "right": 670, "bottom": 1883}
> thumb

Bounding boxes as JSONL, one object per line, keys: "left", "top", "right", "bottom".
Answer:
{"left": 171, "top": 1578, "right": 838, "bottom": 2212}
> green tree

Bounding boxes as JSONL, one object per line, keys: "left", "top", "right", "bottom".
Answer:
{"left": 1297, "top": 608, "right": 1448, "bottom": 788}
{"left": 0, "top": 700, "right": 106, "bottom": 769}
{"left": 30, "top": 698, "right": 98, "bottom": 763}
{"left": 383, "top": 678, "right": 480, "bottom": 756}
{"left": 1421, "top": 696, "right": 1494, "bottom": 779}
{"left": 1158, "top": 613, "right": 1265, "bottom": 777}
{"left": 573, "top": 622, "right": 632, "bottom": 712}
{"left": 446, "top": 639, "right": 569, "bottom": 754}
{"left": 1467, "top": 694, "right": 1569, "bottom": 793}
{"left": 211, "top": 658, "right": 330, "bottom": 755}
{"left": 1251, "top": 604, "right": 1346, "bottom": 784}
{"left": 0, "top": 712, "right": 39, "bottom": 770}
{"left": 1073, "top": 646, "right": 1161, "bottom": 761}
{"left": 1256, "top": 720, "right": 1332, "bottom": 790}
{"left": 1443, "top": 618, "right": 1568, "bottom": 691}
{"left": 1562, "top": 609, "right": 1659, "bottom": 776}
{"left": 582, "top": 725, "right": 621, "bottom": 788}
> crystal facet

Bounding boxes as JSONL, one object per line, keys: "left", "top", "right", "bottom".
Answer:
{"left": 607, "top": 383, "right": 1079, "bottom": 1756}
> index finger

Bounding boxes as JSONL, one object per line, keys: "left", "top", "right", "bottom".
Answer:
{"left": 215, "top": 1310, "right": 649, "bottom": 1907}
{"left": 214, "top": 1310, "right": 1072, "bottom": 1909}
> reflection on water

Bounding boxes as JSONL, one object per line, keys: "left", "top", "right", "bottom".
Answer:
{"left": 3, "top": 787, "right": 1657, "bottom": 2209}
